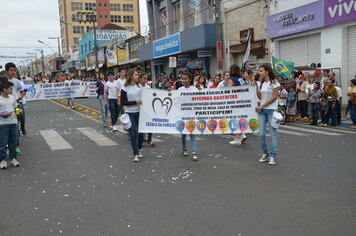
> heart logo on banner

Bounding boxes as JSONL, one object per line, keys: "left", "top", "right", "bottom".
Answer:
{"left": 152, "top": 93, "right": 173, "bottom": 116}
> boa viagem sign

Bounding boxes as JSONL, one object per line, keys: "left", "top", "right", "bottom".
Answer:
{"left": 324, "top": 0, "right": 356, "bottom": 26}
{"left": 267, "top": 0, "right": 356, "bottom": 38}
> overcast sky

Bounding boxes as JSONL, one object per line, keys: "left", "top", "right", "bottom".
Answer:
{"left": 0, "top": 0, "right": 148, "bottom": 69}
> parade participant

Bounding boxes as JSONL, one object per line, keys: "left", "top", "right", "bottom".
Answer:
{"left": 244, "top": 70, "right": 255, "bottom": 85}
{"left": 286, "top": 86, "right": 297, "bottom": 123}
{"left": 96, "top": 71, "right": 108, "bottom": 127}
{"left": 228, "top": 65, "right": 246, "bottom": 145}
{"left": 196, "top": 75, "right": 207, "bottom": 90}
{"left": 116, "top": 68, "right": 126, "bottom": 116}
{"left": 178, "top": 72, "right": 198, "bottom": 161}
{"left": 308, "top": 82, "right": 322, "bottom": 126}
{"left": 104, "top": 72, "right": 120, "bottom": 131}
{"left": 347, "top": 79, "right": 356, "bottom": 129}
{"left": 139, "top": 73, "right": 155, "bottom": 147}
{"left": 65, "top": 74, "right": 75, "bottom": 109}
{"left": 209, "top": 75, "right": 221, "bottom": 88}
{"left": 0, "top": 81, "right": 20, "bottom": 169}
{"left": 323, "top": 79, "right": 338, "bottom": 126}
{"left": 16, "top": 72, "right": 26, "bottom": 135}
{"left": 217, "top": 71, "right": 229, "bottom": 88}
{"left": 120, "top": 69, "right": 143, "bottom": 162}
{"left": 255, "top": 64, "right": 280, "bottom": 165}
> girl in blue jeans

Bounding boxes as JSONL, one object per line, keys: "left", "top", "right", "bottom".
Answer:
{"left": 120, "top": 69, "right": 143, "bottom": 162}
{"left": 255, "top": 65, "right": 280, "bottom": 165}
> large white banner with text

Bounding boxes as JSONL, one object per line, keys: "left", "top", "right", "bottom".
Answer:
{"left": 138, "top": 86, "right": 260, "bottom": 134}
{"left": 24, "top": 82, "right": 97, "bottom": 101}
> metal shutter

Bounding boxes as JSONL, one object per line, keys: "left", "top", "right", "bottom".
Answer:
{"left": 279, "top": 37, "right": 306, "bottom": 66}
{"left": 348, "top": 25, "right": 356, "bottom": 82}
{"left": 306, "top": 34, "right": 321, "bottom": 65}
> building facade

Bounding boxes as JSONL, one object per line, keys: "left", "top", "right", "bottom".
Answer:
{"left": 267, "top": 0, "right": 356, "bottom": 98}
{"left": 58, "top": 0, "right": 140, "bottom": 53}
{"left": 139, "top": 0, "right": 217, "bottom": 78}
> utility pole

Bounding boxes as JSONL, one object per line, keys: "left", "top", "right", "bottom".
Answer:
{"left": 215, "top": 0, "right": 223, "bottom": 73}
{"left": 48, "top": 37, "right": 61, "bottom": 57}
{"left": 40, "top": 50, "right": 45, "bottom": 76}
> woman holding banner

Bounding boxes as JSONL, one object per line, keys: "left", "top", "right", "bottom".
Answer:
{"left": 255, "top": 64, "right": 280, "bottom": 165}
{"left": 120, "top": 69, "right": 143, "bottom": 162}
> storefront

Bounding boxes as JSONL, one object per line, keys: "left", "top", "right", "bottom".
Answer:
{"left": 267, "top": 0, "right": 356, "bottom": 98}
{"left": 139, "top": 24, "right": 217, "bottom": 79}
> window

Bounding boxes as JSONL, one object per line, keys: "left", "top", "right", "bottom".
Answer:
{"left": 73, "top": 26, "right": 84, "bottom": 34}
{"left": 72, "top": 14, "right": 84, "bottom": 22}
{"left": 110, "top": 4, "right": 120, "bottom": 11}
{"left": 111, "top": 15, "right": 121, "bottom": 23}
{"left": 87, "top": 14, "right": 97, "bottom": 22}
{"left": 71, "top": 2, "right": 83, "bottom": 11}
{"left": 123, "top": 4, "right": 133, "bottom": 12}
{"left": 85, "top": 3, "right": 96, "bottom": 11}
{"left": 123, "top": 15, "right": 134, "bottom": 23}
{"left": 73, "top": 38, "right": 79, "bottom": 46}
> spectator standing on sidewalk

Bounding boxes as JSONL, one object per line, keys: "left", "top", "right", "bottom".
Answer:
{"left": 335, "top": 82, "right": 343, "bottom": 125}
{"left": 347, "top": 79, "right": 356, "bottom": 129}
{"left": 297, "top": 75, "right": 308, "bottom": 119}
{"left": 308, "top": 81, "right": 322, "bottom": 126}
{"left": 323, "top": 79, "right": 338, "bottom": 126}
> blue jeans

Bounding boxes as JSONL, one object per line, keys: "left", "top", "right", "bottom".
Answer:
{"left": 109, "top": 99, "right": 120, "bottom": 126}
{"left": 326, "top": 101, "right": 337, "bottom": 126}
{"left": 67, "top": 97, "right": 74, "bottom": 107}
{"left": 0, "top": 124, "right": 18, "bottom": 161}
{"left": 97, "top": 95, "right": 107, "bottom": 123}
{"left": 258, "top": 109, "right": 278, "bottom": 157}
{"left": 128, "top": 112, "right": 143, "bottom": 155}
{"left": 310, "top": 103, "right": 319, "bottom": 125}
{"left": 350, "top": 103, "right": 356, "bottom": 125}
{"left": 181, "top": 134, "right": 197, "bottom": 153}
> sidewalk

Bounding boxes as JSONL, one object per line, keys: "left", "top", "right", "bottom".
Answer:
{"left": 294, "top": 116, "right": 354, "bottom": 129}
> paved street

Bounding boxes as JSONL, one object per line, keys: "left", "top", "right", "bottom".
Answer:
{"left": 1, "top": 98, "right": 356, "bottom": 236}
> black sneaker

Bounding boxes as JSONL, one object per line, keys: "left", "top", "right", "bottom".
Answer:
{"left": 182, "top": 149, "right": 188, "bottom": 157}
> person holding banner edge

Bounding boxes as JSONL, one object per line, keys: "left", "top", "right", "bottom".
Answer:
{"left": 178, "top": 72, "right": 198, "bottom": 161}
{"left": 120, "top": 69, "right": 144, "bottom": 162}
{"left": 255, "top": 64, "right": 280, "bottom": 165}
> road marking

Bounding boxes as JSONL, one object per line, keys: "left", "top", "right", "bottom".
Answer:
{"left": 292, "top": 124, "right": 356, "bottom": 134}
{"left": 281, "top": 125, "right": 342, "bottom": 136}
{"left": 172, "top": 134, "right": 204, "bottom": 140}
{"left": 268, "top": 128, "right": 308, "bottom": 136}
{"left": 40, "top": 130, "right": 73, "bottom": 151}
{"left": 77, "top": 127, "right": 117, "bottom": 146}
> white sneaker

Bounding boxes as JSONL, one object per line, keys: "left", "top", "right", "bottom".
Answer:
{"left": 138, "top": 149, "right": 144, "bottom": 158}
{"left": 10, "top": 159, "right": 20, "bottom": 167}
{"left": 112, "top": 125, "right": 117, "bottom": 131}
{"left": 229, "top": 138, "right": 242, "bottom": 145}
{"left": 182, "top": 149, "right": 188, "bottom": 157}
{"left": 241, "top": 134, "right": 247, "bottom": 143}
{"left": 192, "top": 153, "right": 198, "bottom": 161}
{"left": 0, "top": 160, "right": 7, "bottom": 169}
{"left": 268, "top": 157, "right": 276, "bottom": 165}
{"left": 132, "top": 155, "right": 139, "bottom": 162}
{"left": 259, "top": 154, "right": 269, "bottom": 163}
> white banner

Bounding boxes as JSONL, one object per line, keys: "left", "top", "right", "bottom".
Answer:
{"left": 138, "top": 86, "right": 260, "bottom": 134}
{"left": 24, "top": 82, "right": 97, "bottom": 101}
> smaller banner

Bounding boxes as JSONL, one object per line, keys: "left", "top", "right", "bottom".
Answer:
{"left": 24, "top": 82, "right": 97, "bottom": 101}
{"left": 138, "top": 86, "right": 260, "bottom": 134}
{"left": 272, "top": 56, "right": 295, "bottom": 78}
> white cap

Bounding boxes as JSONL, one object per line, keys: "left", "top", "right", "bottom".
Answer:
{"left": 120, "top": 113, "right": 131, "bottom": 130}
{"left": 271, "top": 111, "right": 283, "bottom": 129}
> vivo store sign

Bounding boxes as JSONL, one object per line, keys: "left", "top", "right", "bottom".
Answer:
{"left": 267, "top": 0, "right": 356, "bottom": 38}
{"left": 153, "top": 33, "right": 181, "bottom": 58}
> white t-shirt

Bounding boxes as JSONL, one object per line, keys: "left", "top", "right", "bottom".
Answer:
{"left": 8, "top": 78, "right": 24, "bottom": 100}
{"left": 19, "top": 80, "right": 26, "bottom": 104}
{"left": 104, "top": 80, "right": 118, "bottom": 99}
{"left": 260, "top": 81, "right": 280, "bottom": 110}
{"left": 336, "top": 86, "right": 342, "bottom": 99}
{"left": 178, "top": 86, "right": 199, "bottom": 92}
{"left": 217, "top": 81, "right": 228, "bottom": 88}
{"left": 207, "top": 81, "right": 213, "bottom": 88}
{"left": 306, "top": 83, "right": 314, "bottom": 96}
{"left": 0, "top": 95, "right": 17, "bottom": 125}
{"left": 278, "top": 89, "right": 288, "bottom": 106}
{"left": 123, "top": 85, "right": 141, "bottom": 113}
{"left": 117, "top": 78, "right": 126, "bottom": 91}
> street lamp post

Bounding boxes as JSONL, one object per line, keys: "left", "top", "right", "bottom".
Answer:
{"left": 48, "top": 37, "right": 61, "bottom": 57}
{"left": 27, "top": 52, "right": 37, "bottom": 76}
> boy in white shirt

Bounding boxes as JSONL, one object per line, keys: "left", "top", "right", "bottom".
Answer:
{"left": 104, "top": 72, "right": 120, "bottom": 131}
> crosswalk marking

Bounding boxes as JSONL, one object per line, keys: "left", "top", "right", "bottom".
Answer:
{"left": 40, "top": 130, "right": 73, "bottom": 151}
{"left": 281, "top": 125, "right": 343, "bottom": 136}
{"left": 77, "top": 127, "right": 117, "bottom": 146}
{"left": 269, "top": 128, "right": 308, "bottom": 136}
{"left": 292, "top": 124, "right": 356, "bottom": 135}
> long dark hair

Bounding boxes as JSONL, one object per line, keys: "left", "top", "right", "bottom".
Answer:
{"left": 182, "top": 72, "right": 194, "bottom": 85}
{"left": 351, "top": 79, "right": 356, "bottom": 86}
{"left": 259, "top": 64, "right": 277, "bottom": 88}
{"left": 124, "top": 69, "right": 139, "bottom": 87}
{"left": 230, "top": 64, "right": 242, "bottom": 77}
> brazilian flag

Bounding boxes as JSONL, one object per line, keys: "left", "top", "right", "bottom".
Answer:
{"left": 272, "top": 56, "right": 295, "bottom": 78}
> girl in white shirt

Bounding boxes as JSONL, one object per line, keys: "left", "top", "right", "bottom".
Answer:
{"left": 255, "top": 65, "right": 280, "bottom": 165}
{"left": 120, "top": 69, "right": 143, "bottom": 162}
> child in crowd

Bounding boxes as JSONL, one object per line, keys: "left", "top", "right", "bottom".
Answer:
{"left": 319, "top": 95, "right": 329, "bottom": 126}
{"left": 178, "top": 72, "right": 198, "bottom": 161}
{"left": 278, "top": 83, "right": 288, "bottom": 113}
{"left": 286, "top": 86, "right": 297, "bottom": 123}
{"left": 0, "top": 81, "right": 20, "bottom": 169}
